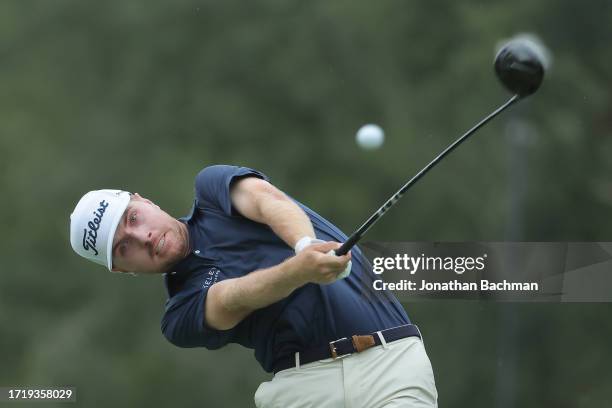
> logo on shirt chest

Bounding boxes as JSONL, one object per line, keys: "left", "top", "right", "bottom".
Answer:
{"left": 203, "top": 267, "right": 220, "bottom": 288}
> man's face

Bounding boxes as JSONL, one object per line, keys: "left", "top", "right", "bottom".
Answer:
{"left": 111, "top": 194, "right": 188, "bottom": 274}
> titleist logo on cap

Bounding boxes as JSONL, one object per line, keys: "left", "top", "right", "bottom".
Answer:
{"left": 82, "top": 200, "right": 109, "bottom": 255}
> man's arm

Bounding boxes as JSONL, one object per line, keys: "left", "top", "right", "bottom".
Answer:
{"left": 206, "top": 242, "right": 350, "bottom": 330}
{"left": 204, "top": 176, "right": 349, "bottom": 331}
{"left": 230, "top": 177, "right": 316, "bottom": 248}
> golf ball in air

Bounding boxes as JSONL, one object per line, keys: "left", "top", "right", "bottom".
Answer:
{"left": 356, "top": 124, "right": 384, "bottom": 150}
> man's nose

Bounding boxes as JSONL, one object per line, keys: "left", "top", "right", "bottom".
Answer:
{"left": 130, "top": 229, "right": 153, "bottom": 245}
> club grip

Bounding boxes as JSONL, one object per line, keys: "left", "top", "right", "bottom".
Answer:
{"left": 334, "top": 240, "right": 353, "bottom": 256}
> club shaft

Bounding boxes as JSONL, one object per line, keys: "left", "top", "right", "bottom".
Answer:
{"left": 335, "top": 94, "right": 520, "bottom": 256}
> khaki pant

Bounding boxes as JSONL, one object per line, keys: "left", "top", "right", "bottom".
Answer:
{"left": 255, "top": 337, "right": 438, "bottom": 408}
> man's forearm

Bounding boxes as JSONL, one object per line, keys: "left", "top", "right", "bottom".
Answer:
{"left": 258, "top": 195, "right": 316, "bottom": 248}
{"left": 206, "top": 256, "right": 306, "bottom": 330}
{"left": 230, "top": 177, "right": 316, "bottom": 248}
{"left": 226, "top": 256, "right": 305, "bottom": 310}
{"left": 206, "top": 242, "right": 349, "bottom": 330}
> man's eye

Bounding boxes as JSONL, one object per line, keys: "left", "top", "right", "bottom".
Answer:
{"left": 129, "top": 212, "right": 137, "bottom": 224}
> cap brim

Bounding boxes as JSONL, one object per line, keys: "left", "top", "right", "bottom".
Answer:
{"left": 105, "top": 192, "right": 131, "bottom": 270}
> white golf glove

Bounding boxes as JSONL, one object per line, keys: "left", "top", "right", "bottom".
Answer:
{"left": 294, "top": 236, "right": 352, "bottom": 279}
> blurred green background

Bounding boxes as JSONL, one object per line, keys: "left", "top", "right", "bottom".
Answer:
{"left": 1, "top": 0, "right": 611, "bottom": 406}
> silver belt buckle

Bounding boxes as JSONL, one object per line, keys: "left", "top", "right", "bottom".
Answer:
{"left": 329, "top": 337, "right": 348, "bottom": 359}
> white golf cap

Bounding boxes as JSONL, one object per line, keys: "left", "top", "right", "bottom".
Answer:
{"left": 70, "top": 189, "right": 131, "bottom": 270}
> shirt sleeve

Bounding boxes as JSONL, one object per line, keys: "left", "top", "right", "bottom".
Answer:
{"left": 161, "top": 283, "right": 234, "bottom": 349}
{"left": 194, "top": 165, "right": 269, "bottom": 216}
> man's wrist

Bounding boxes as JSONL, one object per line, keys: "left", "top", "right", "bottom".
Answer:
{"left": 294, "top": 236, "right": 316, "bottom": 254}
{"left": 282, "top": 255, "right": 310, "bottom": 288}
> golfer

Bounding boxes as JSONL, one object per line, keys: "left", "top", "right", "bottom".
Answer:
{"left": 70, "top": 165, "right": 438, "bottom": 407}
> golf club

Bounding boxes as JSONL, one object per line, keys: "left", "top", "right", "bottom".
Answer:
{"left": 335, "top": 37, "right": 546, "bottom": 256}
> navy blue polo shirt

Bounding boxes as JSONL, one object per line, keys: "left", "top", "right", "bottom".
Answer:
{"left": 161, "top": 165, "right": 410, "bottom": 373}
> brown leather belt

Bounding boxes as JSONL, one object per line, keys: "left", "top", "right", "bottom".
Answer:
{"left": 273, "top": 324, "right": 421, "bottom": 374}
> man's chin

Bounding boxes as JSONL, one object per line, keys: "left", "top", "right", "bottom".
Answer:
{"left": 152, "top": 256, "right": 183, "bottom": 275}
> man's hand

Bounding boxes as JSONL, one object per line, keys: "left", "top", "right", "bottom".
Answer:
{"left": 293, "top": 241, "right": 352, "bottom": 285}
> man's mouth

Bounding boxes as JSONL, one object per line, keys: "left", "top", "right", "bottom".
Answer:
{"left": 155, "top": 234, "right": 166, "bottom": 256}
